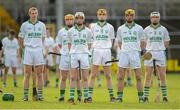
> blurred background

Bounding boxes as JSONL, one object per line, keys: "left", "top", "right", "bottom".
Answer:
{"left": 0, "top": 0, "right": 180, "bottom": 72}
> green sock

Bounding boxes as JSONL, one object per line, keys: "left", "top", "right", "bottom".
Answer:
{"left": 14, "top": 80, "right": 17, "bottom": 86}
{"left": 56, "top": 78, "right": 59, "bottom": 85}
{"left": 60, "top": 89, "right": 65, "bottom": 98}
{"left": 127, "top": 77, "right": 132, "bottom": 84}
{"left": 77, "top": 89, "right": 82, "bottom": 98}
{"left": 70, "top": 88, "right": 75, "bottom": 99}
{"left": 37, "top": 89, "right": 43, "bottom": 98}
{"left": 24, "top": 88, "right": 29, "bottom": 98}
{"left": 88, "top": 88, "right": 93, "bottom": 98}
{"left": 143, "top": 87, "right": 150, "bottom": 98}
{"left": 138, "top": 92, "right": 143, "bottom": 99}
{"left": 108, "top": 88, "right": 114, "bottom": 98}
{"left": 117, "top": 92, "right": 123, "bottom": 99}
{"left": 84, "top": 88, "right": 88, "bottom": 99}
{"left": 161, "top": 86, "right": 167, "bottom": 97}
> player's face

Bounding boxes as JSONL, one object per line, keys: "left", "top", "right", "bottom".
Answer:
{"left": 125, "top": 14, "right": 135, "bottom": 23}
{"left": 29, "top": 10, "right": 38, "bottom": 21}
{"left": 150, "top": 16, "right": 160, "bottom": 24}
{"left": 75, "top": 16, "right": 84, "bottom": 25}
{"left": 65, "top": 19, "right": 74, "bottom": 27}
{"left": 97, "top": 13, "right": 107, "bottom": 21}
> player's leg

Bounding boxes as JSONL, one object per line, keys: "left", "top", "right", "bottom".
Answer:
{"left": 97, "top": 70, "right": 102, "bottom": 87}
{"left": 156, "top": 66, "right": 168, "bottom": 102}
{"left": 3, "top": 55, "right": 10, "bottom": 87}
{"left": 35, "top": 65, "right": 44, "bottom": 100}
{"left": 12, "top": 67, "right": 17, "bottom": 87}
{"left": 116, "top": 52, "right": 129, "bottom": 102}
{"left": 68, "top": 54, "right": 78, "bottom": 103}
{"left": 68, "top": 68, "right": 78, "bottom": 103}
{"left": 77, "top": 73, "right": 82, "bottom": 102}
{"left": 82, "top": 69, "right": 89, "bottom": 103}
{"left": 126, "top": 69, "right": 132, "bottom": 86}
{"left": 88, "top": 65, "right": 98, "bottom": 101}
{"left": 3, "top": 66, "right": 9, "bottom": 87}
{"left": 143, "top": 66, "right": 153, "bottom": 102}
{"left": 88, "top": 49, "right": 102, "bottom": 101}
{"left": 32, "top": 67, "right": 38, "bottom": 101}
{"left": 23, "top": 65, "right": 32, "bottom": 101}
{"left": 59, "top": 70, "right": 68, "bottom": 101}
{"left": 131, "top": 51, "right": 144, "bottom": 102}
{"left": 55, "top": 56, "right": 60, "bottom": 87}
{"left": 80, "top": 54, "right": 90, "bottom": 103}
{"left": 117, "top": 67, "right": 126, "bottom": 102}
{"left": 103, "top": 66, "right": 116, "bottom": 102}
{"left": 134, "top": 68, "right": 144, "bottom": 102}
{"left": 11, "top": 56, "right": 19, "bottom": 87}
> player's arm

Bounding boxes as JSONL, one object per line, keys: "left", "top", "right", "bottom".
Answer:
{"left": 116, "top": 27, "right": 122, "bottom": 49}
{"left": 164, "top": 27, "right": 170, "bottom": 48}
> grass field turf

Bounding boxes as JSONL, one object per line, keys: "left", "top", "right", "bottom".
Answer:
{"left": 0, "top": 72, "right": 179, "bottom": 109}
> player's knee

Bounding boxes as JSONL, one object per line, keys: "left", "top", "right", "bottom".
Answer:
{"left": 136, "top": 76, "right": 142, "bottom": 81}
{"left": 61, "top": 77, "right": 67, "bottom": 82}
{"left": 83, "top": 77, "right": 88, "bottom": 82}
{"left": 91, "top": 74, "right": 97, "bottom": 79}
{"left": 70, "top": 77, "right": 77, "bottom": 82}
{"left": 105, "top": 74, "right": 111, "bottom": 80}
{"left": 117, "top": 76, "right": 124, "bottom": 81}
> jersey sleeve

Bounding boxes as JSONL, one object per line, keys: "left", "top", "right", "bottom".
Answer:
{"left": 56, "top": 30, "right": 62, "bottom": 45}
{"left": 139, "top": 26, "right": 145, "bottom": 41}
{"left": 42, "top": 24, "right": 47, "bottom": 38}
{"left": 163, "top": 27, "right": 170, "bottom": 41}
{"left": 116, "top": 27, "right": 122, "bottom": 42}
{"left": 18, "top": 23, "right": 25, "bottom": 38}
{"left": 87, "top": 29, "right": 93, "bottom": 44}
{"left": 109, "top": 25, "right": 115, "bottom": 40}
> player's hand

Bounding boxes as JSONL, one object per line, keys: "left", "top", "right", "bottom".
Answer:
{"left": 141, "top": 48, "right": 146, "bottom": 55}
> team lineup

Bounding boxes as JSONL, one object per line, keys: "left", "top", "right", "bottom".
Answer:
{"left": 0, "top": 7, "right": 170, "bottom": 104}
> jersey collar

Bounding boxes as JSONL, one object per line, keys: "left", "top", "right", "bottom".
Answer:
{"left": 125, "top": 22, "right": 135, "bottom": 29}
{"left": 97, "top": 21, "right": 107, "bottom": 27}
{"left": 150, "top": 23, "right": 161, "bottom": 29}
{"left": 28, "top": 19, "right": 39, "bottom": 25}
{"left": 75, "top": 24, "right": 85, "bottom": 32}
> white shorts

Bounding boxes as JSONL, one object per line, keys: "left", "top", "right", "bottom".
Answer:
{"left": 45, "top": 54, "right": 53, "bottom": 66}
{"left": 59, "top": 55, "right": 70, "bottom": 70}
{"left": 70, "top": 53, "right": 90, "bottom": 69}
{"left": 56, "top": 56, "right": 60, "bottom": 65}
{"left": 4, "top": 55, "right": 19, "bottom": 67}
{"left": 144, "top": 51, "right": 166, "bottom": 67}
{"left": 92, "top": 49, "right": 111, "bottom": 66}
{"left": 118, "top": 51, "right": 141, "bottom": 69}
{"left": 23, "top": 47, "right": 45, "bottom": 66}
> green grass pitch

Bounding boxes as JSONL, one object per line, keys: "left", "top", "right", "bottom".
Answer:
{"left": 0, "top": 72, "right": 179, "bottom": 109}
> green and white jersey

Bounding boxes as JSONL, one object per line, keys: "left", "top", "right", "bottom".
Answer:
{"left": 68, "top": 25, "right": 93, "bottom": 54}
{"left": 144, "top": 24, "right": 170, "bottom": 51}
{"left": 91, "top": 21, "right": 115, "bottom": 49}
{"left": 56, "top": 27, "right": 70, "bottom": 55}
{"left": 2, "top": 37, "right": 19, "bottom": 56}
{"left": 116, "top": 22, "right": 145, "bottom": 52}
{"left": 18, "top": 20, "right": 47, "bottom": 48}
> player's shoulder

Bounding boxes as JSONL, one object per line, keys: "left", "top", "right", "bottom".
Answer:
{"left": 144, "top": 25, "right": 151, "bottom": 31}
{"left": 160, "top": 25, "right": 168, "bottom": 30}
{"left": 85, "top": 26, "right": 91, "bottom": 32}
{"left": 106, "top": 22, "right": 114, "bottom": 28}
{"left": 117, "top": 24, "right": 125, "bottom": 31}
{"left": 2, "top": 37, "right": 8, "bottom": 42}
{"left": 37, "top": 21, "right": 46, "bottom": 26}
{"left": 134, "top": 23, "right": 143, "bottom": 29}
